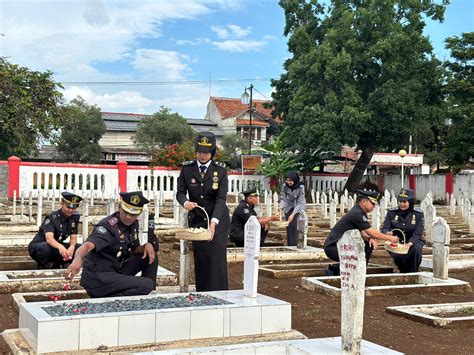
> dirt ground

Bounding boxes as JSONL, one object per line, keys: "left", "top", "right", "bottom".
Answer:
{"left": 1, "top": 242, "right": 473, "bottom": 354}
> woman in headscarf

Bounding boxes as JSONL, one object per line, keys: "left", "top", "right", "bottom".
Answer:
{"left": 280, "top": 171, "right": 306, "bottom": 246}
{"left": 381, "top": 188, "right": 425, "bottom": 273}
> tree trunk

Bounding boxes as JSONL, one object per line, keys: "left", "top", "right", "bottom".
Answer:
{"left": 343, "top": 146, "right": 377, "bottom": 192}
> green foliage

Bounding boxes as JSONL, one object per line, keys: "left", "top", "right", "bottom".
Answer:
{"left": 442, "top": 32, "right": 474, "bottom": 171}
{"left": 221, "top": 134, "right": 246, "bottom": 169}
{"left": 272, "top": 0, "right": 447, "bottom": 189}
{"left": 134, "top": 106, "right": 194, "bottom": 154}
{"left": 55, "top": 97, "right": 105, "bottom": 163}
{"left": 257, "top": 134, "right": 298, "bottom": 188}
{"left": 0, "top": 59, "right": 63, "bottom": 159}
{"left": 152, "top": 141, "right": 196, "bottom": 168}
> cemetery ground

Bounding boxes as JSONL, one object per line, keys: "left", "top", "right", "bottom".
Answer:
{"left": 0, "top": 243, "right": 473, "bottom": 354}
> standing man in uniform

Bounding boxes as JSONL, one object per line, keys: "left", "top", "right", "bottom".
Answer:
{"left": 323, "top": 190, "right": 399, "bottom": 276}
{"left": 382, "top": 188, "right": 425, "bottom": 272}
{"left": 229, "top": 188, "right": 279, "bottom": 247}
{"left": 28, "top": 192, "right": 82, "bottom": 269}
{"left": 65, "top": 191, "right": 159, "bottom": 298}
{"left": 177, "top": 132, "right": 230, "bottom": 292}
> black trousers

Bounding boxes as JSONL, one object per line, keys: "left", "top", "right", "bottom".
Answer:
{"left": 82, "top": 254, "right": 158, "bottom": 298}
{"left": 323, "top": 240, "right": 373, "bottom": 276}
{"left": 389, "top": 242, "right": 424, "bottom": 273}
{"left": 285, "top": 209, "right": 299, "bottom": 246}
{"left": 231, "top": 227, "right": 268, "bottom": 247}
{"left": 28, "top": 242, "right": 81, "bottom": 268}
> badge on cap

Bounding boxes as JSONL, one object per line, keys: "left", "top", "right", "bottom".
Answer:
{"left": 198, "top": 136, "right": 212, "bottom": 147}
{"left": 130, "top": 194, "right": 141, "bottom": 205}
{"left": 71, "top": 196, "right": 79, "bottom": 203}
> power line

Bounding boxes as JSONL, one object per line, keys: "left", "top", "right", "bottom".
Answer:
{"left": 60, "top": 77, "right": 274, "bottom": 85}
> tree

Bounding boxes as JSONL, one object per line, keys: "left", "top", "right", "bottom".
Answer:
{"left": 221, "top": 134, "right": 246, "bottom": 169}
{"left": 0, "top": 59, "right": 63, "bottom": 159}
{"left": 442, "top": 32, "right": 474, "bottom": 170}
{"left": 152, "top": 140, "right": 196, "bottom": 168}
{"left": 134, "top": 106, "right": 194, "bottom": 154}
{"left": 272, "top": 0, "right": 446, "bottom": 191}
{"left": 55, "top": 97, "right": 106, "bottom": 163}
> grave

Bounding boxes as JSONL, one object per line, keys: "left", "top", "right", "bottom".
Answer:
{"left": 227, "top": 245, "right": 326, "bottom": 263}
{"left": 259, "top": 262, "right": 393, "bottom": 278}
{"left": 387, "top": 301, "right": 474, "bottom": 328}
{"left": 421, "top": 253, "right": 474, "bottom": 270}
{"left": 18, "top": 290, "right": 292, "bottom": 353}
{"left": 0, "top": 266, "right": 177, "bottom": 293}
{"left": 301, "top": 272, "right": 471, "bottom": 296}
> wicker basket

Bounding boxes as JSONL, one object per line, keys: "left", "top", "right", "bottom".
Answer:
{"left": 175, "top": 206, "right": 212, "bottom": 241}
{"left": 384, "top": 229, "right": 410, "bottom": 254}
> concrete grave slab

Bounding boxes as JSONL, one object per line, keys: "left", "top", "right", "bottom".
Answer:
{"left": 259, "top": 262, "right": 393, "bottom": 278}
{"left": 0, "top": 266, "right": 177, "bottom": 293}
{"left": 18, "top": 289, "right": 292, "bottom": 353}
{"left": 301, "top": 272, "right": 471, "bottom": 296}
{"left": 387, "top": 302, "right": 474, "bottom": 328}
{"left": 137, "top": 337, "right": 403, "bottom": 354}
{"left": 421, "top": 253, "right": 474, "bottom": 270}
{"left": 227, "top": 246, "right": 327, "bottom": 263}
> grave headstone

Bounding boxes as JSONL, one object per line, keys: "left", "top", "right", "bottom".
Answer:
{"left": 391, "top": 192, "right": 398, "bottom": 209}
{"left": 372, "top": 204, "right": 380, "bottom": 231}
{"left": 297, "top": 210, "right": 308, "bottom": 249}
{"left": 329, "top": 199, "right": 337, "bottom": 228}
{"left": 310, "top": 189, "right": 316, "bottom": 204}
{"left": 36, "top": 191, "right": 43, "bottom": 227}
{"left": 463, "top": 199, "right": 471, "bottom": 224}
{"left": 337, "top": 229, "right": 367, "bottom": 355}
{"left": 154, "top": 192, "right": 160, "bottom": 223}
{"left": 179, "top": 207, "right": 190, "bottom": 292}
{"left": 321, "top": 193, "right": 328, "bottom": 218}
{"left": 458, "top": 196, "right": 464, "bottom": 216}
{"left": 344, "top": 189, "right": 349, "bottom": 201}
{"left": 348, "top": 196, "right": 355, "bottom": 210}
{"left": 380, "top": 196, "right": 387, "bottom": 223}
{"left": 432, "top": 217, "right": 450, "bottom": 280}
{"left": 12, "top": 190, "right": 17, "bottom": 216}
{"left": 334, "top": 191, "right": 339, "bottom": 205}
{"left": 141, "top": 204, "right": 149, "bottom": 245}
{"left": 20, "top": 192, "right": 25, "bottom": 217}
{"left": 425, "top": 204, "right": 436, "bottom": 244}
{"left": 449, "top": 194, "right": 456, "bottom": 216}
{"left": 273, "top": 191, "right": 279, "bottom": 215}
{"left": 82, "top": 198, "right": 89, "bottom": 240}
{"left": 265, "top": 190, "right": 272, "bottom": 217}
{"left": 316, "top": 190, "right": 320, "bottom": 205}
{"left": 340, "top": 195, "right": 346, "bottom": 214}
{"left": 243, "top": 216, "right": 261, "bottom": 298}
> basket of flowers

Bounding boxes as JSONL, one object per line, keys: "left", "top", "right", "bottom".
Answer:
{"left": 175, "top": 206, "right": 212, "bottom": 241}
{"left": 384, "top": 229, "right": 410, "bottom": 254}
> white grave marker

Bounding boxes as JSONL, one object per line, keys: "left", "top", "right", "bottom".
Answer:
{"left": 36, "top": 191, "right": 43, "bottom": 227}
{"left": 329, "top": 199, "right": 337, "bottom": 228}
{"left": 178, "top": 207, "right": 190, "bottom": 292}
{"left": 425, "top": 204, "right": 436, "bottom": 244}
{"left": 337, "top": 229, "right": 366, "bottom": 355}
{"left": 297, "top": 211, "right": 308, "bottom": 249}
{"left": 243, "top": 216, "right": 261, "bottom": 298}
{"left": 432, "top": 217, "right": 450, "bottom": 280}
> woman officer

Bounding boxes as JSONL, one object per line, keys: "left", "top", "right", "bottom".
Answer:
{"left": 381, "top": 188, "right": 425, "bottom": 273}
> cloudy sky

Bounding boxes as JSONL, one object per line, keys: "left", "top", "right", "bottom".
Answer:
{"left": 0, "top": 0, "right": 472, "bottom": 118}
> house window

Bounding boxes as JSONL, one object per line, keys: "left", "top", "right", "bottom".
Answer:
{"left": 256, "top": 128, "right": 261, "bottom": 140}
{"left": 237, "top": 127, "right": 242, "bottom": 137}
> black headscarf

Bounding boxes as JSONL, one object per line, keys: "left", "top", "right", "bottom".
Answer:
{"left": 285, "top": 171, "right": 302, "bottom": 190}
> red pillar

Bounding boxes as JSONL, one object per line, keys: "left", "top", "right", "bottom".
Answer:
{"left": 7, "top": 156, "right": 21, "bottom": 199}
{"left": 116, "top": 161, "right": 128, "bottom": 193}
{"left": 445, "top": 172, "right": 453, "bottom": 195}
{"left": 408, "top": 175, "right": 416, "bottom": 191}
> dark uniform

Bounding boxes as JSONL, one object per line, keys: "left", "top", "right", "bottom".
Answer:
{"left": 323, "top": 190, "right": 380, "bottom": 276}
{"left": 230, "top": 200, "right": 267, "bottom": 247}
{"left": 382, "top": 189, "right": 425, "bottom": 273}
{"left": 80, "top": 192, "right": 159, "bottom": 298}
{"left": 28, "top": 192, "right": 82, "bottom": 269}
{"left": 177, "top": 132, "right": 230, "bottom": 292}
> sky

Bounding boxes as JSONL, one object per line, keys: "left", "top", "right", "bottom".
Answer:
{"left": 0, "top": 0, "right": 472, "bottom": 119}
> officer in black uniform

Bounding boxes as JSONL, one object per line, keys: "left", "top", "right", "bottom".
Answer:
{"left": 323, "top": 190, "right": 399, "bottom": 276}
{"left": 382, "top": 188, "right": 425, "bottom": 273}
{"left": 28, "top": 192, "right": 82, "bottom": 269}
{"left": 177, "top": 132, "right": 230, "bottom": 292}
{"left": 229, "top": 188, "right": 279, "bottom": 247}
{"left": 65, "top": 191, "right": 159, "bottom": 298}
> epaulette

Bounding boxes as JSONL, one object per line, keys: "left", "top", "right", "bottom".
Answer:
{"left": 413, "top": 207, "right": 423, "bottom": 213}
{"left": 212, "top": 160, "right": 226, "bottom": 168}
{"left": 183, "top": 160, "right": 194, "bottom": 166}
{"left": 107, "top": 217, "right": 118, "bottom": 226}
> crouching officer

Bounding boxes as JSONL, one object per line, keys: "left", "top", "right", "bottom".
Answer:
{"left": 28, "top": 192, "right": 82, "bottom": 269}
{"left": 229, "top": 188, "right": 279, "bottom": 247}
{"left": 382, "top": 188, "right": 425, "bottom": 273}
{"left": 65, "top": 191, "right": 158, "bottom": 298}
{"left": 323, "top": 190, "right": 399, "bottom": 276}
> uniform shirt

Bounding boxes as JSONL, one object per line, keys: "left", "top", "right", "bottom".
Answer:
{"left": 83, "top": 212, "right": 145, "bottom": 273}
{"left": 30, "top": 210, "right": 80, "bottom": 245}
{"left": 281, "top": 184, "right": 306, "bottom": 215}
{"left": 324, "top": 204, "right": 371, "bottom": 248}
{"left": 381, "top": 208, "right": 425, "bottom": 245}
{"left": 177, "top": 159, "right": 230, "bottom": 230}
{"left": 229, "top": 200, "right": 257, "bottom": 243}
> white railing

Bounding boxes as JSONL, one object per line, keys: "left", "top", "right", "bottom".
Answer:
{"left": 127, "top": 168, "right": 180, "bottom": 200}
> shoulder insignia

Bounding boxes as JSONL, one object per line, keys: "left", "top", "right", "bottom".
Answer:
{"left": 212, "top": 160, "right": 226, "bottom": 168}
{"left": 96, "top": 226, "right": 107, "bottom": 234}
{"left": 244, "top": 208, "right": 250, "bottom": 214}
{"left": 52, "top": 213, "right": 59, "bottom": 219}
{"left": 362, "top": 215, "right": 368, "bottom": 222}
{"left": 44, "top": 218, "right": 51, "bottom": 225}
{"left": 107, "top": 217, "right": 118, "bottom": 226}
{"left": 183, "top": 160, "right": 194, "bottom": 166}
{"left": 413, "top": 207, "right": 423, "bottom": 213}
